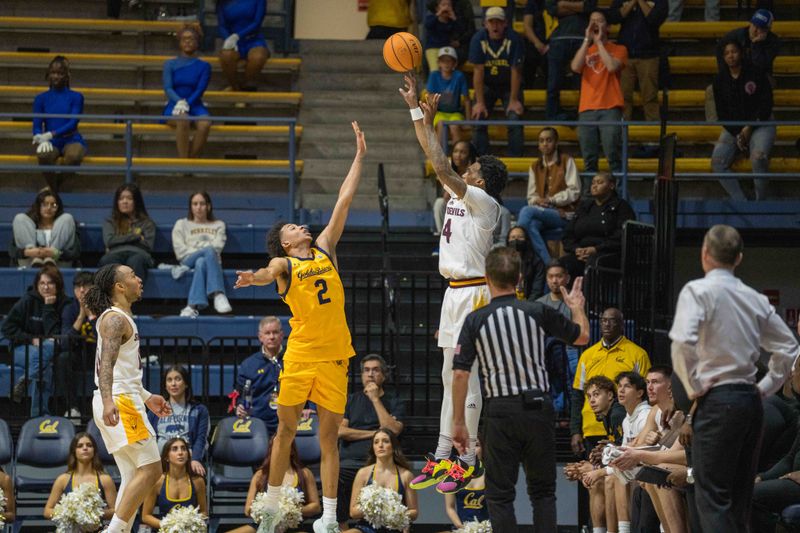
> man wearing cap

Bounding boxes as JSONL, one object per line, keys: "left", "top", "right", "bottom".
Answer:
{"left": 426, "top": 46, "right": 471, "bottom": 144}
{"left": 717, "top": 9, "right": 780, "bottom": 81}
{"left": 467, "top": 7, "right": 525, "bottom": 157}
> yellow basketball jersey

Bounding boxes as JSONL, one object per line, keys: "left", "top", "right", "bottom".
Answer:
{"left": 280, "top": 247, "right": 355, "bottom": 362}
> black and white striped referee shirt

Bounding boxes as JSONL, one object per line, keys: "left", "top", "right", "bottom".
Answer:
{"left": 453, "top": 294, "right": 580, "bottom": 399}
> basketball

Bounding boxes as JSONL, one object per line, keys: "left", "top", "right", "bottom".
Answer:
{"left": 383, "top": 32, "right": 422, "bottom": 73}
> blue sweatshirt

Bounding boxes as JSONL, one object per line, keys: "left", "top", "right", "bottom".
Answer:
{"left": 217, "top": 0, "right": 266, "bottom": 41}
{"left": 148, "top": 401, "right": 210, "bottom": 461}
{"left": 163, "top": 57, "right": 211, "bottom": 105}
{"left": 32, "top": 87, "right": 85, "bottom": 141}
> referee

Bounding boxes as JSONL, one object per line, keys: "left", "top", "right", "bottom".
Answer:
{"left": 452, "top": 246, "right": 590, "bottom": 532}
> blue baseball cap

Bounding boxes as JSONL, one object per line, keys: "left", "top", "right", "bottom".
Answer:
{"left": 750, "top": 9, "right": 773, "bottom": 29}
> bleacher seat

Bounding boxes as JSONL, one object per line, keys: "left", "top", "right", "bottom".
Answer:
{"left": 0, "top": 418, "right": 12, "bottom": 469}
{"left": 0, "top": 155, "right": 303, "bottom": 174}
{"left": 0, "top": 121, "right": 303, "bottom": 140}
{"left": 208, "top": 416, "right": 269, "bottom": 528}
{"left": 295, "top": 415, "right": 321, "bottom": 467}
{"left": 0, "top": 15, "right": 186, "bottom": 33}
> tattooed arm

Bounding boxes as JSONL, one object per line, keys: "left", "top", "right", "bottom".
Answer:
{"left": 98, "top": 312, "right": 129, "bottom": 426}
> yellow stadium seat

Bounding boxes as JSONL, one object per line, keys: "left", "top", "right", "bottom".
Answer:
{"left": 0, "top": 85, "right": 302, "bottom": 106}
{"left": 0, "top": 51, "right": 301, "bottom": 72}
{"left": 426, "top": 158, "right": 800, "bottom": 175}
{"left": 0, "top": 16, "right": 180, "bottom": 33}
{"left": 0, "top": 154, "right": 303, "bottom": 172}
{"left": 483, "top": 125, "right": 800, "bottom": 143}
{"left": 0, "top": 121, "right": 303, "bottom": 138}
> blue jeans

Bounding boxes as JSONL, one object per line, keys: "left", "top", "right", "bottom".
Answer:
{"left": 546, "top": 38, "right": 582, "bottom": 120}
{"left": 14, "top": 340, "right": 55, "bottom": 416}
{"left": 473, "top": 85, "right": 524, "bottom": 157}
{"left": 517, "top": 206, "right": 567, "bottom": 264}
{"left": 711, "top": 126, "right": 776, "bottom": 201}
{"left": 578, "top": 108, "right": 623, "bottom": 175}
{"left": 182, "top": 247, "right": 225, "bottom": 308}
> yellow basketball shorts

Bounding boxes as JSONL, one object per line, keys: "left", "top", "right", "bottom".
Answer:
{"left": 278, "top": 359, "right": 349, "bottom": 414}
{"left": 434, "top": 111, "right": 465, "bottom": 128}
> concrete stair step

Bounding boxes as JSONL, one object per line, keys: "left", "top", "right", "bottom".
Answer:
{"left": 301, "top": 90, "right": 402, "bottom": 109}
{"left": 301, "top": 192, "right": 428, "bottom": 211}
{"left": 299, "top": 53, "right": 393, "bottom": 74}
{"left": 301, "top": 124, "right": 417, "bottom": 143}
{"left": 298, "top": 71, "right": 405, "bottom": 91}
{"left": 299, "top": 39, "right": 384, "bottom": 56}
{"left": 300, "top": 159, "right": 424, "bottom": 179}
{"left": 301, "top": 141, "right": 421, "bottom": 159}
{"left": 298, "top": 107, "right": 411, "bottom": 126}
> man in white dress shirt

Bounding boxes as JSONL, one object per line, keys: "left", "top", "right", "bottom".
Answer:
{"left": 670, "top": 224, "right": 799, "bottom": 532}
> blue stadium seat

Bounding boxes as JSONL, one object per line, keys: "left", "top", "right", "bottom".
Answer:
{"left": 85, "top": 419, "right": 121, "bottom": 485}
{"left": 783, "top": 504, "right": 800, "bottom": 526}
{"left": 208, "top": 416, "right": 269, "bottom": 528}
{"left": 295, "top": 415, "right": 321, "bottom": 467}
{"left": 0, "top": 418, "right": 12, "bottom": 468}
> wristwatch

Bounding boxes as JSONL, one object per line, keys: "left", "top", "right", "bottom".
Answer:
{"left": 686, "top": 467, "right": 694, "bottom": 484}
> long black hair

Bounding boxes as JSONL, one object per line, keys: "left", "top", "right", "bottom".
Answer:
{"left": 26, "top": 188, "right": 65, "bottom": 226}
{"left": 161, "top": 365, "right": 197, "bottom": 404}
{"left": 110, "top": 183, "right": 150, "bottom": 235}
{"left": 266, "top": 220, "right": 287, "bottom": 259}
{"left": 46, "top": 55, "right": 70, "bottom": 87}
{"left": 84, "top": 263, "right": 120, "bottom": 316}
{"left": 477, "top": 154, "right": 508, "bottom": 204}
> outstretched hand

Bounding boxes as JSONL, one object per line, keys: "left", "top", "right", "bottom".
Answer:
{"left": 234, "top": 270, "right": 254, "bottom": 289}
{"left": 561, "top": 276, "right": 585, "bottom": 309}
{"left": 420, "top": 93, "right": 440, "bottom": 127}
{"left": 352, "top": 121, "right": 366, "bottom": 158}
{"left": 146, "top": 394, "right": 173, "bottom": 418}
{"left": 399, "top": 74, "right": 419, "bottom": 109}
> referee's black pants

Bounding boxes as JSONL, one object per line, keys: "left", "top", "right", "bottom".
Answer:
{"left": 693, "top": 384, "right": 763, "bottom": 532}
{"left": 482, "top": 394, "right": 556, "bottom": 533}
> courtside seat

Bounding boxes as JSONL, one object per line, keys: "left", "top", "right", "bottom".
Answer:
{"left": 0, "top": 51, "right": 301, "bottom": 73}
{"left": 0, "top": 121, "right": 303, "bottom": 140}
{"left": 461, "top": 56, "right": 800, "bottom": 76}
{"left": 427, "top": 157, "right": 800, "bottom": 177}
{"left": 0, "top": 85, "right": 302, "bottom": 107}
{"left": 0, "top": 268, "right": 280, "bottom": 301}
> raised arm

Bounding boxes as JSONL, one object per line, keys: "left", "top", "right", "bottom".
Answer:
{"left": 399, "top": 75, "right": 467, "bottom": 198}
{"left": 234, "top": 256, "right": 289, "bottom": 290}
{"left": 315, "top": 122, "right": 367, "bottom": 256}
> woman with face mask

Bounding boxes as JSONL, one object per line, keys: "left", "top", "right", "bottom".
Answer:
{"left": 506, "top": 226, "right": 546, "bottom": 300}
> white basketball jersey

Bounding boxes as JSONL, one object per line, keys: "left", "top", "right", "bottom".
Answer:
{"left": 439, "top": 185, "right": 500, "bottom": 279}
{"left": 94, "top": 306, "right": 144, "bottom": 396}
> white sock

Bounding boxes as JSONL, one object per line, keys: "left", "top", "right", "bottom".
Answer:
{"left": 322, "top": 496, "right": 337, "bottom": 523}
{"left": 593, "top": 528, "right": 607, "bottom": 533}
{"left": 435, "top": 434, "right": 453, "bottom": 460}
{"left": 264, "top": 484, "right": 282, "bottom": 513}
{"left": 619, "top": 521, "right": 631, "bottom": 533}
{"left": 459, "top": 437, "right": 478, "bottom": 466}
{"left": 107, "top": 516, "right": 127, "bottom": 533}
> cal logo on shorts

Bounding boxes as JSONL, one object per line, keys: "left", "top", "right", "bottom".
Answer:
{"left": 39, "top": 419, "right": 60, "bottom": 434}
{"left": 233, "top": 419, "right": 252, "bottom": 433}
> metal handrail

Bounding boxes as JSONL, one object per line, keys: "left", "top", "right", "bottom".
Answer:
{"left": 440, "top": 118, "right": 800, "bottom": 200}
{"left": 0, "top": 112, "right": 299, "bottom": 221}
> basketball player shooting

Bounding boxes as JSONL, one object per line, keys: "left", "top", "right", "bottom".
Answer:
{"left": 233, "top": 122, "right": 366, "bottom": 533}
{"left": 84, "top": 264, "right": 172, "bottom": 533}
{"left": 399, "top": 75, "right": 508, "bottom": 494}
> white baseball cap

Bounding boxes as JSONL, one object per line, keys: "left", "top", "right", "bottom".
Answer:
{"left": 485, "top": 7, "right": 506, "bottom": 21}
{"left": 438, "top": 46, "right": 458, "bottom": 60}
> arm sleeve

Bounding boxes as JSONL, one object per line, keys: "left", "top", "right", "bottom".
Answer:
{"left": 212, "top": 221, "right": 227, "bottom": 255}
{"left": 646, "top": 0, "right": 668, "bottom": 27}
{"left": 528, "top": 256, "right": 546, "bottom": 300}
{"left": 1, "top": 299, "right": 31, "bottom": 344}
{"left": 596, "top": 200, "right": 635, "bottom": 254}
{"left": 756, "top": 307, "right": 800, "bottom": 397}
{"left": 185, "top": 62, "right": 211, "bottom": 106}
{"left": 713, "top": 77, "right": 739, "bottom": 136}
{"left": 755, "top": 71, "right": 774, "bottom": 122}
{"left": 468, "top": 32, "right": 485, "bottom": 65}
{"left": 32, "top": 94, "right": 45, "bottom": 135}
{"left": 171, "top": 219, "right": 191, "bottom": 261}
{"left": 162, "top": 60, "right": 182, "bottom": 103}
{"left": 237, "top": 0, "right": 266, "bottom": 39}
{"left": 561, "top": 211, "right": 579, "bottom": 252}
{"left": 102, "top": 219, "right": 139, "bottom": 248}
{"left": 192, "top": 404, "right": 210, "bottom": 460}
{"left": 61, "top": 302, "right": 79, "bottom": 337}
{"left": 52, "top": 93, "right": 83, "bottom": 138}
{"left": 669, "top": 285, "right": 705, "bottom": 399}
{"left": 42, "top": 302, "right": 61, "bottom": 337}
{"left": 527, "top": 164, "right": 541, "bottom": 205}
{"left": 606, "top": 0, "right": 624, "bottom": 24}
{"left": 550, "top": 156, "right": 581, "bottom": 206}
{"left": 539, "top": 304, "right": 581, "bottom": 344}
{"left": 545, "top": 0, "right": 559, "bottom": 17}
{"left": 452, "top": 315, "right": 478, "bottom": 371}
{"left": 140, "top": 219, "right": 156, "bottom": 252}
{"left": 570, "top": 388, "right": 585, "bottom": 435}
{"left": 216, "top": 3, "right": 231, "bottom": 38}
{"left": 424, "top": 12, "right": 438, "bottom": 32}
{"left": 462, "top": 185, "right": 500, "bottom": 232}
{"left": 761, "top": 432, "right": 800, "bottom": 480}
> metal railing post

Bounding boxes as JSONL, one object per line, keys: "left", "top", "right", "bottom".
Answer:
{"left": 621, "top": 121, "right": 629, "bottom": 200}
{"left": 125, "top": 119, "right": 133, "bottom": 183}
{"left": 289, "top": 121, "right": 297, "bottom": 222}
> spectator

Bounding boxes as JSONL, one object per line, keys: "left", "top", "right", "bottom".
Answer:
{"left": 366, "top": 0, "right": 413, "bottom": 40}
{"left": 759, "top": 394, "right": 799, "bottom": 473}
{"left": 343, "top": 428, "right": 418, "bottom": 532}
{"left": 426, "top": 47, "right": 471, "bottom": 145}
{"left": 636, "top": 366, "right": 684, "bottom": 449}
{"left": 1, "top": 264, "right": 68, "bottom": 416}
{"left": 712, "top": 38, "right": 775, "bottom": 201}
{"left": 147, "top": 365, "right": 210, "bottom": 477}
{"left": 217, "top": 0, "right": 269, "bottom": 92}
{"left": 228, "top": 437, "right": 321, "bottom": 533}
{"left": 0, "top": 466, "right": 14, "bottom": 526}
{"left": 141, "top": 437, "right": 208, "bottom": 529}
{"left": 535, "top": 260, "right": 572, "bottom": 317}
{"left": 433, "top": 140, "right": 477, "bottom": 239}
{"left": 468, "top": 7, "right": 525, "bottom": 157}
{"left": 443, "top": 439, "right": 488, "bottom": 530}
{"left": 450, "top": 0, "right": 477, "bottom": 67}
{"left": 571, "top": 10, "right": 627, "bottom": 176}
{"left": 10, "top": 188, "right": 79, "bottom": 268}
{"left": 608, "top": 0, "right": 667, "bottom": 129}
{"left": 560, "top": 172, "right": 635, "bottom": 279}
{"left": 32, "top": 56, "right": 86, "bottom": 192}
{"left": 517, "top": 127, "right": 581, "bottom": 264}
{"left": 98, "top": 183, "right": 155, "bottom": 285}
{"left": 545, "top": 0, "right": 597, "bottom": 120}
{"left": 506, "top": 226, "right": 545, "bottom": 300}
{"left": 234, "top": 316, "right": 285, "bottom": 434}
{"left": 716, "top": 10, "right": 780, "bottom": 81}
{"left": 338, "top": 354, "right": 405, "bottom": 528}
{"left": 522, "top": 0, "right": 549, "bottom": 89}
{"left": 172, "top": 191, "right": 232, "bottom": 317}
{"left": 423, "top": 0, "right": 469, "bottom": 72}
{"left": 43, "top": 432, "right": 117, "bottom": 523}
{"left": 56, "top": 271, "right": 96, "bottom": 418}
{"left": 163, "top": 24, "right": 211, "bottom": 159}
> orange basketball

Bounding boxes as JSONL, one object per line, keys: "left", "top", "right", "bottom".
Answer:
{"left": 383, "top": 32, "right": 423, "bottom": 73}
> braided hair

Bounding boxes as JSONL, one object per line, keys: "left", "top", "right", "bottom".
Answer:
{"left": 84, "top": 264, "right": 121, "bottom": 316}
